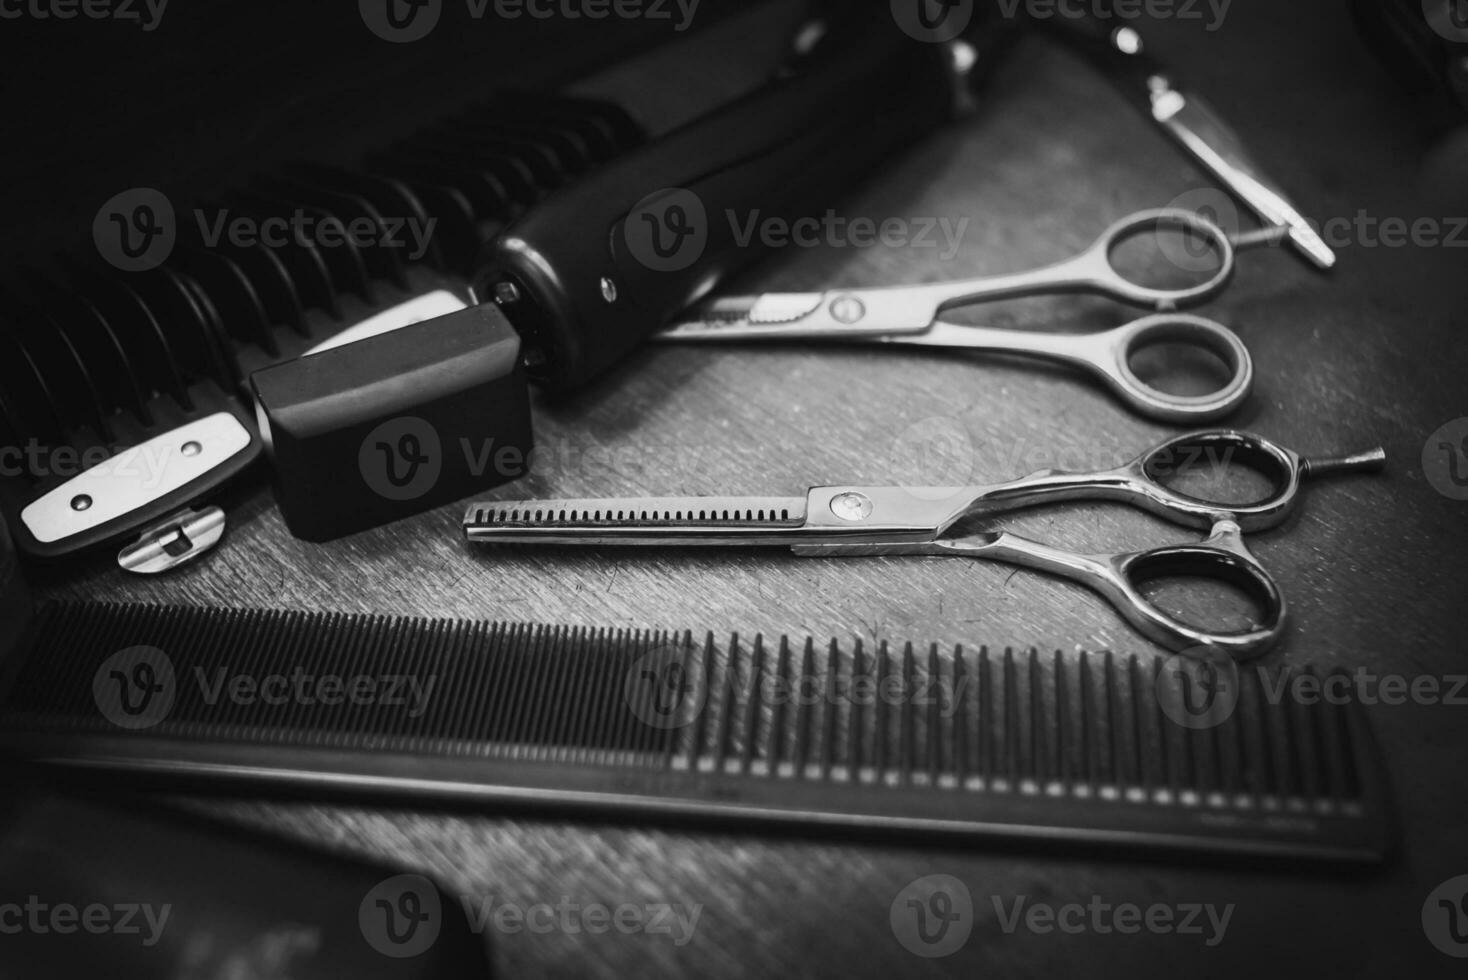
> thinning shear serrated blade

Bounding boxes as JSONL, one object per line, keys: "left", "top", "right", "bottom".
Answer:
{"left": 464, "top": 496, "right": 811, "bottom": 546}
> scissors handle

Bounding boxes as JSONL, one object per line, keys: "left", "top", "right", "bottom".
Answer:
{"left": 798, "top": 521, "right": 1285, "bottom": 659}
{"left": 882, "top": 313, "right": 1253, "bottom": 424}
{"left": 905, "top": 207, "right": 1238, "bottom": 315}
{"left": 956, "top": 430, "right": 1387, "bottom": 535}
{"left": 983, "top": 520, "right": 1286, "bottom": 660}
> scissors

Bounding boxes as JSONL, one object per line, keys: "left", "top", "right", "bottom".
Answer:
{"left": 656, "top": 209, "right": 1254, "bottom": 425}
{"left": 464, "top": 431, "right": 1386, "bottom": 660}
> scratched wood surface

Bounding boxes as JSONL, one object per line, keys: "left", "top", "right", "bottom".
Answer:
{"left": 18, "top": 1, "right": 1468, "bottom": 976}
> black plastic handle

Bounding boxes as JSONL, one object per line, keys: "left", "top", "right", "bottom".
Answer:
{"left": 478, "top": 15, "right": 959, "bottom": 392}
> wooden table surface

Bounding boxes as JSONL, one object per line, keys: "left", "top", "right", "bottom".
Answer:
{"left": 20, "top": 1, "right": 1468, "bottom": 975}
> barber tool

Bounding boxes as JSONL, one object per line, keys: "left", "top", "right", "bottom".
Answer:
{"left": 0, "top": 601, "right": 1394, "bottom": 864}
{"left": 1042, "top": 10, "right": 1337, "bottom": 269}
{"left": 478, "top": 12, "right": 978, "bottom": 392}
{"left": 250, "top": 303, "right": 533, "bottom": 542}
{"left": 658, "top": 208, "right": 1254, "bottom": 424}
{"left": 464, "top": 431, "right": 1387, "bottom": 659}
{"left": 0, "top": 91, "right": 643, "bottom": 562}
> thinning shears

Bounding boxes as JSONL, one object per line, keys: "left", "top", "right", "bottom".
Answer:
{"left": 465, "top": 431, "right": 1385, "bottom": 660}
{"left": 657, "top": 209, "right": 1254, "bottom": 425}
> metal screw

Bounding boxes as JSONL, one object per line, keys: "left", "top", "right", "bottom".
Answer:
{"left": 71, "top": 494, "right": 92, "bottom": 512}
{"left": 181, "top": 441, "right": 201, "bottom": 457}
{"left": 830, "top": 492, "right": 874, "bottom": 522}
{"left": 600, "top": 277, "right": 618, "bottom": 304}
{"left": 494, "top": 282, "right": 522, "bottom": 305}
{"left": 829, "top": 295, "right": 866, "bottom": 325}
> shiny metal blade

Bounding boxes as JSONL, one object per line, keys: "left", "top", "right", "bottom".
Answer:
{"left": 1151, "top": 85, "right": 1336, "bottom": 270}
{"left": 464, "top": 496, "right": 810, "bottom": 546}
{"left": 657, "top": 293, "right": 827, "bottom": 340}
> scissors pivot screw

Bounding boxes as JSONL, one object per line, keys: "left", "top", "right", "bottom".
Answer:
{"left": 829, "top": 492, "right": 874, "bottom": 522}
{"left": 828, "top": 295, "right": 866, "bottom": 324}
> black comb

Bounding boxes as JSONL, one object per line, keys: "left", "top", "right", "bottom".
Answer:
{"left": 0, "top": 602, "right": 1393, "bottom": 864}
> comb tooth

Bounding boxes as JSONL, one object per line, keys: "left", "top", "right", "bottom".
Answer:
{"left": 1208, "top": 688, "right": 1230, "bottom": 800}
{"left": 998, "top": 648, "right": 1014, "bottom": 787}
{"left": 1291, "top": 665, "right": 1322, "bottom": 805}
{"left": 1028, "top": 649, "right": 1043, "bottom": 790}
{"left": 1103, "top": 651, "right": 1119, "bottom": 793}
{"left": 850, "top": 639, "right": 868, "bottom": 782}
{"left": 740, "top": 635, "right": 764, "bottom": 774}
{"left": 1079, "top": 650, "right": 1095, "bottom": 793}
{"left": 713, "top": 634, "right": 739, "bottom": 774}
{"left": 872, "top": 641, "right": 889, "bottom": 783}
{"left": 1127, "top": 655, "right": 1146, "bottom": 797}
{"left": 898, "top": 641, "right": 915, "bottom": 786}
{"left": 449, "top": 620, "right": 493, "bottom": 752}
{"left": 508, "top": 622, "right": 547, "bottom": 760}
{"left": 687, "top": 633, "right": 713, "bottom": 771}
{"left": 1248, "top": 665, "right": 1274, "bottom": 802}
{"left": 1226, "top": 663, "right": 1253, "bottom": 802}
{"left": 1053, "top": 651, "right": 1068, "bottom": 787}
{"left": 770, "top": 636, "right": 792, "bottom": 778}
{"left": 978, "top": 647, "right": 992, "bottom": 784}
{"left": 1319, "top": 668, "right": 1354, "bottom": 803}
{"left": 561, "top": 624, "right": 603, "bottom": 763}
{"left": 532, "top": 623, "right": 572, "bottom": 760}
{"left": 572, "top": 626, "right": 607, "bottom": 767}
{"left": 823, "top": 639, "right": 841, "bottom": 782}
{"left": 796, "top": 637, "right": 816, "bottom": 779}
{"left": 612, "top": 629, "right": 641, "bottom": 767}
{"left": 502, "top": 623, "right": 539, "bottom": 756}
{"left": 668, "top": 631, "right": 700, "bottom": 768}
{"left": 926, "top": 643, "right": 943, "bottom": 786}
{"left": 476, "top": 621, "right": 514, "bottom": 754}
{"left": 1303, "top": 664, "right": 1331, "bottom": 807}
{"left": 628, "top": 629, "right": 658, "bottom": 762}
{"left": 1338, "top": 678, "right": 1370, "bottom": 805}
{"left": 1275, "top": 667, "right": 1301, "bottom": 803}
{"left": 1151, "top": 658, "right": 1174, "bottom": 800}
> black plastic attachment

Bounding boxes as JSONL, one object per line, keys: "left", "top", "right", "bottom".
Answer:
{"left": 250, "top": 304, "right": 533, "bottom": 542}
{"left": 481, "top": 16, "right": 958, "bottom": 392}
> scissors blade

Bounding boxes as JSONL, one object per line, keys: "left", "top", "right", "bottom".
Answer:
{"left": 658, "top": 289, "right": 939, "bottom": 342}
{"left": 464, "top": 495, "right": 812, "bottom": 546}
{"left": 658, "top": 294, "right": 828, "bottom": 340}
{"left": 464, "top": 487, "right": 976, "bottom": 547}
{"left": 1151, "top": 83, "right": 1336, "bottom": 270}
